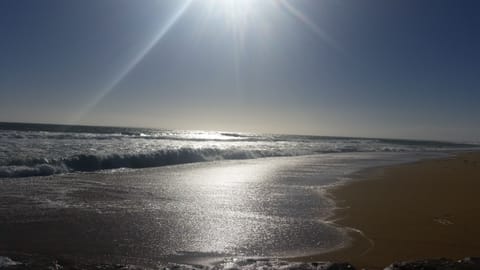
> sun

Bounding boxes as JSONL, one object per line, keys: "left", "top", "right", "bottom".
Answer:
{"left": 206, "top": 0, "right": 256, "bottom": 25}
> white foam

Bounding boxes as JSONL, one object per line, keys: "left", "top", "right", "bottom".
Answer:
{"left": 0, "top": 128, "right": 476, "bottom": 178}
{"left": 0, "top": 256, "right": 21, "bottom": 267}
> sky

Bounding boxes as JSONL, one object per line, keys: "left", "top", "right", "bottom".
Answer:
{"left": 0, "top": 0, "right": 479, "bottom": 141}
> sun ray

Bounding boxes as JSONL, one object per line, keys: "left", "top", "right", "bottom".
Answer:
{"left": 73, "top": 0, "right": 193, "bottom": 123}
{"left": 200, "top": 0, "right": 258, "bottom": 97}
{"left": 278, "top": 0, "right": 343, "bottom": 52}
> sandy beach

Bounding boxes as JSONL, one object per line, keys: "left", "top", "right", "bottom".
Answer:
{"left": 295, "top": 151, "right": 480, "bottom": 269}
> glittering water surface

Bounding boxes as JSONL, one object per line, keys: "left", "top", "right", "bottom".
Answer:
{"left": 0, "top": 123, "right": 474, "bottom": 264}
{"left": 0, "top": 122, "right": 474, "bottom": 178}
{"left": 0, "top": 152, "right": 443, "bottom": 264}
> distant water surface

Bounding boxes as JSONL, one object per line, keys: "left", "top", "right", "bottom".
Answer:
{"left": 0, "top": 122, "right": 474, "bottom": 178}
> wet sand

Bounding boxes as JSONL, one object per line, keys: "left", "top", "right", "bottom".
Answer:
{"left": 2, "top": 154, "right": 392, "bottom": 266}
{"left": 294, "top": 152, "right": 480, "bottom": 269}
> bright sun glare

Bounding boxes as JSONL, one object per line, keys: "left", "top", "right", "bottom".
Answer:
{"left": 206, "top": 0, "right": 256, "bottom": 25}
{"left": 74, "top": 0, "right": 336, "bottom": 120}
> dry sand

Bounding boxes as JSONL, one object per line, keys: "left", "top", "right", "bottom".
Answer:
{"left": 293, "top": 152, "right": 480, "bottom": 269}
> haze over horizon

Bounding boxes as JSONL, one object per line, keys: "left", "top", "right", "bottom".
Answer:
{"left": 1, "top": 0, "right": 479, "bottom": 141}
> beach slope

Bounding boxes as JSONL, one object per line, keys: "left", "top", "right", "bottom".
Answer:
{"left": 298, "top": 152, "right": 480, "bottom": 269}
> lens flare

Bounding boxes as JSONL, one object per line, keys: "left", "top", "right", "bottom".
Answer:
{"left": 278, "top": 0, "right": 342, "bottom": 51}
{"left": 74, "top": 0, "right": 341, "bottom": 124}
{"left": 207, "top": 0, "right": 256, "bottom": 25}
{"left": 73, "top": 0, "right": 193, "bottom": 123}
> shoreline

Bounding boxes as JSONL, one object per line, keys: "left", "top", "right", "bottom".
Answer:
{"left": 2, "top": 152, "right": 480, "bottom": 269}
{"left": 291, "top": 151, "right": 480, "bottom": 269}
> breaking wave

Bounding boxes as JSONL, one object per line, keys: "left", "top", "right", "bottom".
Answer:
{"left": 0, "top": 148, "right": 294, "bottom": 178}
{"left": 0, "top": 122, "right": 477, "bottom": 178}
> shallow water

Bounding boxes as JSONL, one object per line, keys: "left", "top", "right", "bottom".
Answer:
{"left": 0, "top": 152, "right": 444, "bottom": 265}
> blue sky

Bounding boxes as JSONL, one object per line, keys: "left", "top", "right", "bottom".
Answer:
{"left": 0, "top": 0, "right": 479, "bottom": 141}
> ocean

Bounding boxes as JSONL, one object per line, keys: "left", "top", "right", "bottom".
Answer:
{"left": 0, "top": 122, "right": 477, "bottom": 266}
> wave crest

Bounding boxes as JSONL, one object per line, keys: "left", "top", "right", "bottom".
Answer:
{"left": 0, "top": 148, "right": 283, "bottom": 178}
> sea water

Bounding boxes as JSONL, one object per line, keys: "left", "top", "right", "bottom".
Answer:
{"left": 0, "top": 122, "right": 473, "bottom": 178}
{"left": 0, "top": 122, "right": 477, "bottom": 265}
